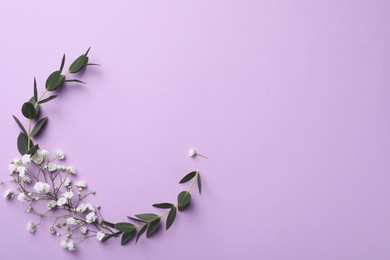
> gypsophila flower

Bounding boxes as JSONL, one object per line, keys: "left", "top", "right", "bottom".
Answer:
{"left": 86, "top": 212, "right": 97, "bottom": 223}
{"left": 62, "top": 177, "right": 71, "bottom": 187}
{"left": 66, "top": 217, "right": 77, "bottom": 225}
{"left": 75, "top": 181, "right": 87, "bottom": 189}
{"left": 3, "top": 189, "right": 13, "bottom": 199}
{"left": 60, "top": 239, "right": 68, "bottom": 248}
{"left": 96, "top": 231, "right": 105, "bottom": 241}
{"left": 55, "top": 150, "right": 65, "bottom": 160}
{"left": 79, "top": 226, "right": 88, "bottom": 235}
{"left": 34, "top": 182, "right": 51, "bottom": 194}
{"left": 63, "top": 191, "right": 74, "bottom": 199}
{"left": 46, "top": 200, "right": 57, "bottom": 209}
{"left": 188, "top": 148, "right": 197, "bottom": 157}
{"left": 27, "top": 221, "right": 37, "bottom": 233}
{"left": 22, "top": 175, "right": 31, "bottom": 183}
{"left": 47, "top": 162, "right": 57, "bottom": 172}
{"left": 26, "top": 206, "right": 33, "bottom": 213}
{"left": 8, "top": 162, "right": 17, "bottom": 173}
{"left": 57, "top": 165, "right": 66, "bottom": 171}
{"left": 66, "top": 240, "right": 76, "bottom": 251}
{"left": 56, "top": 197, "right": 67, "bottom": 207}
{"left": 18, "top": 193, "right": 26, "bottom": 202}
{"left": 21, "top": 154, "right": 31, "bottom": 164}
{"left": 17, "top": 166, "right": 26, "bottom": 177}
{"left": 66, "top": 166, "right": 76, "bottom": 174}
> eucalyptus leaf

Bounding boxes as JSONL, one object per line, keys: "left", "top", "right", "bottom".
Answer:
{"left": 197, "top": 173, "right": 202, "bottom": 194}
{"left": 64, "top": 79, "right": 86, "bottom": 84}
{"left": 33, "top": 77, "right": 38, "bottom": 101}
{"left": 121, "top": 230, "right": 136, "bottom": 246}
{"left": 115, "top": 222, "right": 136, "bottom": 232}
{"left": 135, "top": 224, "right": 147, "bottom": 244}
{"left": 127, "top": 216, "right": 147, "bottom": 223}
{"left": 178, "top": 191, "right": 191, "bottom": 207}
{"left": 17, "top": 132, "right": 33, "bottom": 155}
{"left": 101, "top": 231, "right": 122, "bottom": 242}
{"left": 178, "top": 202, "right": 191, "bottom": 212}
{"left": 135, "top": 213, "right": 160, "bottom": 222}
{"left": 152, "top": 203, "right": 174, "bottom": 209}
{"left": 179, "top": 171, "right": 197, "bottom": 184}
{"left": 12, "top": 115, "right": 27, "bottom": 135}
{"left": 21, "top": 102, "right": 36, "bottom": 119}
{"left": 28, "top": 144, "right": 39, "bottom": 156}
{"left": 146, "top": 219, "right": 160, "bottom": 238}
{"left": 69, "top": 55, "right": 88, "bottom": 74}
{"left": 166, "top": 206, "right": 177, "bottom": 230}
{"left": 29, "top": 97, "right": 40, "bottom": 115}
{"left": 39, "top": 95, "right": 57, "bottom": 104}
{"left": 31, "top": 117, "right": 48, "bottom": 137}
{"left": 102, "top": 220, "right": 116, "bottom": 229}
{"left": 60, "top": 54, "right": 65, "bottom": 73}
{"left": 46, "top": 71, "right": 64, "bottom": 91}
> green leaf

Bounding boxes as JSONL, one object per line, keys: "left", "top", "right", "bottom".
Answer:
{"left": 102, "top": 220, "right": 116, "bottom": 229}
{"left": 179, "top": 171, "right": 197, "bottom": 184}
{"left": 85, "top": 47, "right": 91, "bottom": 56}
{"left": 127, "top": 216, "right": 147, "bottom": 223}
{"left": 101, "top": 231, "right": 122, "bottom": 242}
{"left": 166, "top": 206, "right": 177, "bottom": 230}
{"left": 134, "top": 213, "right": 160, "bottom": 222}
{"left": 197, "top": 173, "right": 202, "bottom": 194}
{"left": 115, "top": 222, "right": 136, "bottom": 232}
{"left": 29, "top": 97, "right": 40, "bottom": 115}
{"left": 121, "top": 230, "right": 136, "bottom": 245}
{"left": 21, "top": 102, "right": 36, "bottom": 119}
{"left": 135, "top": 224, "right": 147, "bottom": 244}
{"left": 87, "top": 63, "right": 101, "bottom": 66}
{"left": 152, "top": 203, "right": 174, "bottom": 209}
{"left": 28, "top": 144, "right": 39, "bottom": 156}
{"left": 31, "top": 117, "right": 48, "bottom": 137}
{"left": 46, "top": 70, "right": 64, "bottom": 91}
{"left": 146, "top": 219, "right": 160, "bottom": 238}
{"left": 178, "top": 191, "right": 191, "bottom": 207}
{"left": 69, "top": 55, "right": 88, "bottom": 74}
{"left": 12, "top": 115, "right": 27, "bottom": 135}
{"left": 17, "top": 132, "right": 33, "bottom": 155}
{"left": 178, "top": 202, "right": 191, "bottom": 212}
{"left": 39, "top": 95, "right": 57, "bottom": 104}
{"left": 33, "top": 77, "right": 38, "bottom": 101}
{"left": 64, "top": 79, "right": 86, "bottom": 84}
{"left": 60, "top": 54, "right": 65, "bottom": 74}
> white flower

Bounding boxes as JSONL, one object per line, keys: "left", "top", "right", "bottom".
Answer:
{"left": 86, "top": 203, "right": 95, "bottom": 211}
{"left": 96, "top": 231, "right": 105, "bottom": 241}
{"left": 79, "top": 226, "right": 88, "bottom": 234}
{"left": 21, "top": 154, "right": 31, "bottom": 164}
{"left": 16, "top": 166, "right": 26, "bottom": 177}
{"left": 8, "top": 163, "right": 17, "bottom": 174}
{"left": 76, "top": 203, "right": 87, "bottom": 213}
{"left": 55, "top": 150, "right": 65, "bottom": 160}
{"left": 60, "top": 239, "right": 68, "bottom": 248}
{"left": 62, "top": 177, "right": 71, "bottom": 187}
{"left": 26, "top": 221, "right": 37, "bottom": 233}
{"left": 66, "top": 217, "right": 77, "bottom": 225}
{"left": 3, "top": 189, "right": 13, "bottom": 199}
{"left": 85, "top": 212, "right": 97, "bottom": 223}
{"left": 67, "top": 240, "right": 76, "bottom": 251}
{"left": 39, "top": 149, "right": 49, "bottom": 157}
{"left": 66, "top": 166, "right": 76, "bottom": 174}
{"left": 56, "top": 197, "right": 67, "bottom": 206}
{"left": 13, "top": 158, "right": 21, "bottom": 164}
{"left": 34, "top": 182, "right": 51, "bottom": 194}
{"left": 57, "top": 165, "right": 66, "bottom": 171}
{"left": 47, "top": 162, "right": 57, "bottom": 172}
{"left": 22, "top": 175, "right": 31, "bottom": 183}
{"left": 18, "top": 193, "right": 26, "bottom": 202}
{"left": 63, "top": 191, "right": 74, "bottom": 199}
{"left": 75, "top": 181, "right": 87, "bottom": 189}
{"left": 47, "top": 200, "right": 57, "bottom": 209}
{"left": 188, "top": 148, "right": 197, "bottom": 157}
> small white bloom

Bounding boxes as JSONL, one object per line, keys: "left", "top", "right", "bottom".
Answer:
{"left": 60, "top": 239, "right": 68, "bottom": 248}
{"left": 96, "top": 231, "right": 105, "bottom": 241}
{"left": 62, "top": 177, "right": 71, "bottom": 187}
{"left": 55, "top": 149, "right": 65, "bottom": 160}
{"left": 47, "top": 162, "right": 57, "bottom": 172}
{"left": 27, "top": 206, "right": 33, "bottom": 213}
{"left": 16, "top": 166, "right": 26, "bottom": 177}
{"left": 3, "top": 189, "right": 13, "bottom": 199}
{"left": 79, "top": 226, "right": 88, "bottom": 235}
{"left": 67, "top": 240, "right": 76, "bottom": 251}
{"left": 57, "top": 165, "right": 66, "bottom": 171}
{"left": 76, "top": 203, "right": 87, "bottom": 213}
{"left": 21, "top": 154, "right": 31, "bottom": 164}
{"left": 34, "top": 182, "right": 51, "bottom": 194}
{"left": 75, "top": 181, "right": 87, "bottom": 189}
{"left": 26, "top": 221, "right": 37, "bottom": 233}
{"left": 85, "top": 212, "right": 97, "bottom": 223}
{"left": 56, "top": 197, "right": 67, "bottom": 206}
{"left": 8, "top": 163, "right": 17, "bottom": 174}
{"left": 66, "top": 166, "right": 76, "bottom": 174}
{"left": 17, "top": 193, "right": 26, "bottom": 202}
{"left": 39, "top": 149, "right": 49, "bottom": 157}
{"left": 66, "top": 217, "right": 77, "bottom": 225}
{"left": 63, "top": 191, "right": 74, "bottom": 199}
{"left": 188, "top": 148, "right": 197, "bottom": 157}
{"left": 22, "top": 175, "right": 31, "bottom": 183}
{"left": 86, "top": 203, "right": 95, "bottom": 211}
{"left": 13, "top": 158, "right": 21, "bottom": 164}
{"left": 47, "top": 200, "right": 57, "bottom": 209}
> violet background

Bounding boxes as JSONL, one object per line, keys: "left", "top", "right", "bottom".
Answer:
{"left": 0, "top": 1, "right": 390, "bottom": 259}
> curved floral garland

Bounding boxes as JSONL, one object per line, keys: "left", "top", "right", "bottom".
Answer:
{"left": 1, "top": 48, "right": 204, "bottom": 251}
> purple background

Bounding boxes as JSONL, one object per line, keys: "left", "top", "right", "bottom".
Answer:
{"left": 0, "top": 1, "right": 390, "bottom": 259}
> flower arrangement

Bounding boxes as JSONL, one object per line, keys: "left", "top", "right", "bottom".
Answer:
{"left": 1, "top": 48, "right": 205, "bottom": 251}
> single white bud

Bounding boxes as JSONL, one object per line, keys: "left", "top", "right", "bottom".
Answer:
{"left": 91, "top": 190, "right": 96, "bottom": 195}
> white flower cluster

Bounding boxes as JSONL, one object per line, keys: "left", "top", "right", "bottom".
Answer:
{"left": 1, "top": 149, "right": 111, "bottom": 251}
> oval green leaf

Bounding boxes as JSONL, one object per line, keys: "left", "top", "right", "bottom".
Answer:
{"left": 121, "top": 230, "right": 136, "bottom": 246}
{"left": 21, "top": 102, "right": 36, "bottom": 119}
{"left": 179, "top": 171, "right": 197, "bottom": 184}
{"left": 166, "top": 206, "right": 177, "bottom": 230}
{"left": 31, "top": 117, "right": 48, "bottom": 137}
{"left": 69, "top": 55, "right": 88, "bottom": 74}
{"left": 146, "top": 219, "right": 160, "bottom": 238}
{"left": 115, "top": 222, "right": 136, "bottom": 232}
{"left": 17, "top": 132, "right": 33, "bottom": 155}
{"left": 178, "top": 191, "right": 191, "bottom": 207}
{"left": 152, "top": 203, "right": 174, "bottom": 209}
{"left": 135, "top": 224, "right": 147, "bottom": 244}
{"left": 46, "top": 70, "right": 64, "bottom": 91}
{"left": 134, "top": 213, "right": 160, "bottom": 222}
